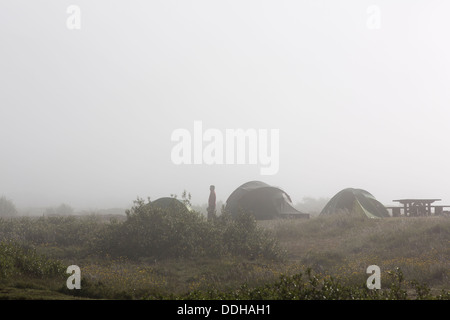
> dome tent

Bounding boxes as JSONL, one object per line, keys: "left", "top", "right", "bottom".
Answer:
{"left": 320, "top": 188, "right": 389, "bottom": 219}
{"left": 225, "top": 181, "right": 309, "bottom": 220}
{"left": 148, "top": 197, "right": 191, "bottom": 213}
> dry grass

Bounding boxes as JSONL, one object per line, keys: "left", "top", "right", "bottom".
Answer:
{"left": 72, "top": 213, "right": 448, "bottom": 298}
{"left": 1, "top": 212, "right": 448, "bottom": 299}
{"left": 260, "top": 213, "right": 449, "bottom": 290}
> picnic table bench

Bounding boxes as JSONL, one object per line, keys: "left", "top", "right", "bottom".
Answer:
{"left": 386, "top": 199, "right": 450, "bottom": 217}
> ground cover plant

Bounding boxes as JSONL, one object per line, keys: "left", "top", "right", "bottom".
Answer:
{"left": 0, "top": 197, "right": 448, "bottom": 300}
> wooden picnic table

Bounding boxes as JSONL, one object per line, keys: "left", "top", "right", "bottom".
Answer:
{"left": 387, "top": 199, "right": 450, "bottom": 217}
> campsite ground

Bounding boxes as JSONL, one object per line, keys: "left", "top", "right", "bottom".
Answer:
{"left": 261, "top": 214, "right": 449, "bottom": 291}
{"left": 0, "top": 212, "right": 448, "bottom": 299}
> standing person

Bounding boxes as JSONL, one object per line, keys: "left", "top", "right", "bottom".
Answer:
{"left": 207, "top": 185, "right": 216, "bottom": 221}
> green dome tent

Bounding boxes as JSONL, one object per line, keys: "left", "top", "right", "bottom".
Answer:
{"left": 147, "top": 197, "right": 191, "bottom": 213}
{"left": 320, "top": 188, "right": 389, "bottom": 219}
{"left": 225, "top": 181, "right": 309, "bottom": 220}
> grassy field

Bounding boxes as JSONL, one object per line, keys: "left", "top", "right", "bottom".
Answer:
{"left": 0, "top": 209, "right": 448, "bottom": 300}
{"left": 262, "top": 214, "right": 449, "bottom": 291}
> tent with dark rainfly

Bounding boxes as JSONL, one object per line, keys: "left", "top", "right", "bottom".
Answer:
{"left": 147, "top": 197, "right": 191, "bottom": 213}
{"left": 320, "top": 188, "right": 389, "bottom": 219}
{"left": 225, "top": 181, "right": 309, "bottom": 220}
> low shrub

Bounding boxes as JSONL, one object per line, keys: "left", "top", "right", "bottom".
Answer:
{"left": 168, "top": 267, "right": 449, "bottom": 300}
{"left": 95, "top": 197, "right": 284, "bottom": 261}
{"left": 0, "top": 215, "right": 108, "bottom": 248}
{"left": 0, "top": 241, "right": 66, "bottom": 280}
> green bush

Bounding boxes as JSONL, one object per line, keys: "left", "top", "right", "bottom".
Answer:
{"left": 98, "top": 199, "right": 210, "bottom": 259}
{"left": 0, "top": 241, "right": 66, "bottom": 280}
{"left": 169, "top": 267, "right": 449, "bottom": 300}
{"left": 95, "top": 197, "right": 284, "bottom": 261}
{"left": 0, "top": 215, "right": 108, "bottom": 248}
{"left": 214, "top": 210, "right": 284, "bottom": 260}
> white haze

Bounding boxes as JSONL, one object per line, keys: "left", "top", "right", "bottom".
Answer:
{"left": 1, "top": 1, "right": 450, "bottom": 212}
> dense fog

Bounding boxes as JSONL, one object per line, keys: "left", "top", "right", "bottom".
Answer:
{"left": 1, "top": 1, "right": 450, "bottom": 213}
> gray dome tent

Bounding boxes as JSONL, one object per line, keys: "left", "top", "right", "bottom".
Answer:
{"left": 225, "top": 181, "right": 309, "bottom": 220}
{"left": 320, "top": 188, "right": 389, "bottom": 219}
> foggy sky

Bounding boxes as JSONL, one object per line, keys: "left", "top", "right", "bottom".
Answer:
{"left": 1, "top": 1, "right": 450, "bottom": 211}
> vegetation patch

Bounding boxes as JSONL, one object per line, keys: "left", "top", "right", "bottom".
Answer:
{"left": 0, "top": 198, "right": 448, "bottom": 300}
{"left": 95, "top": 197, "right": 284, "bottom": 261}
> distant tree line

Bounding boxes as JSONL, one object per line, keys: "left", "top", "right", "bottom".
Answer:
{"left": 0, "top": 196, "right": 17, "bottom": 217}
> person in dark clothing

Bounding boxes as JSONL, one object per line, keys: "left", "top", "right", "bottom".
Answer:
{"left": 207, "top": 185, "right": 216, "bottom": 221}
